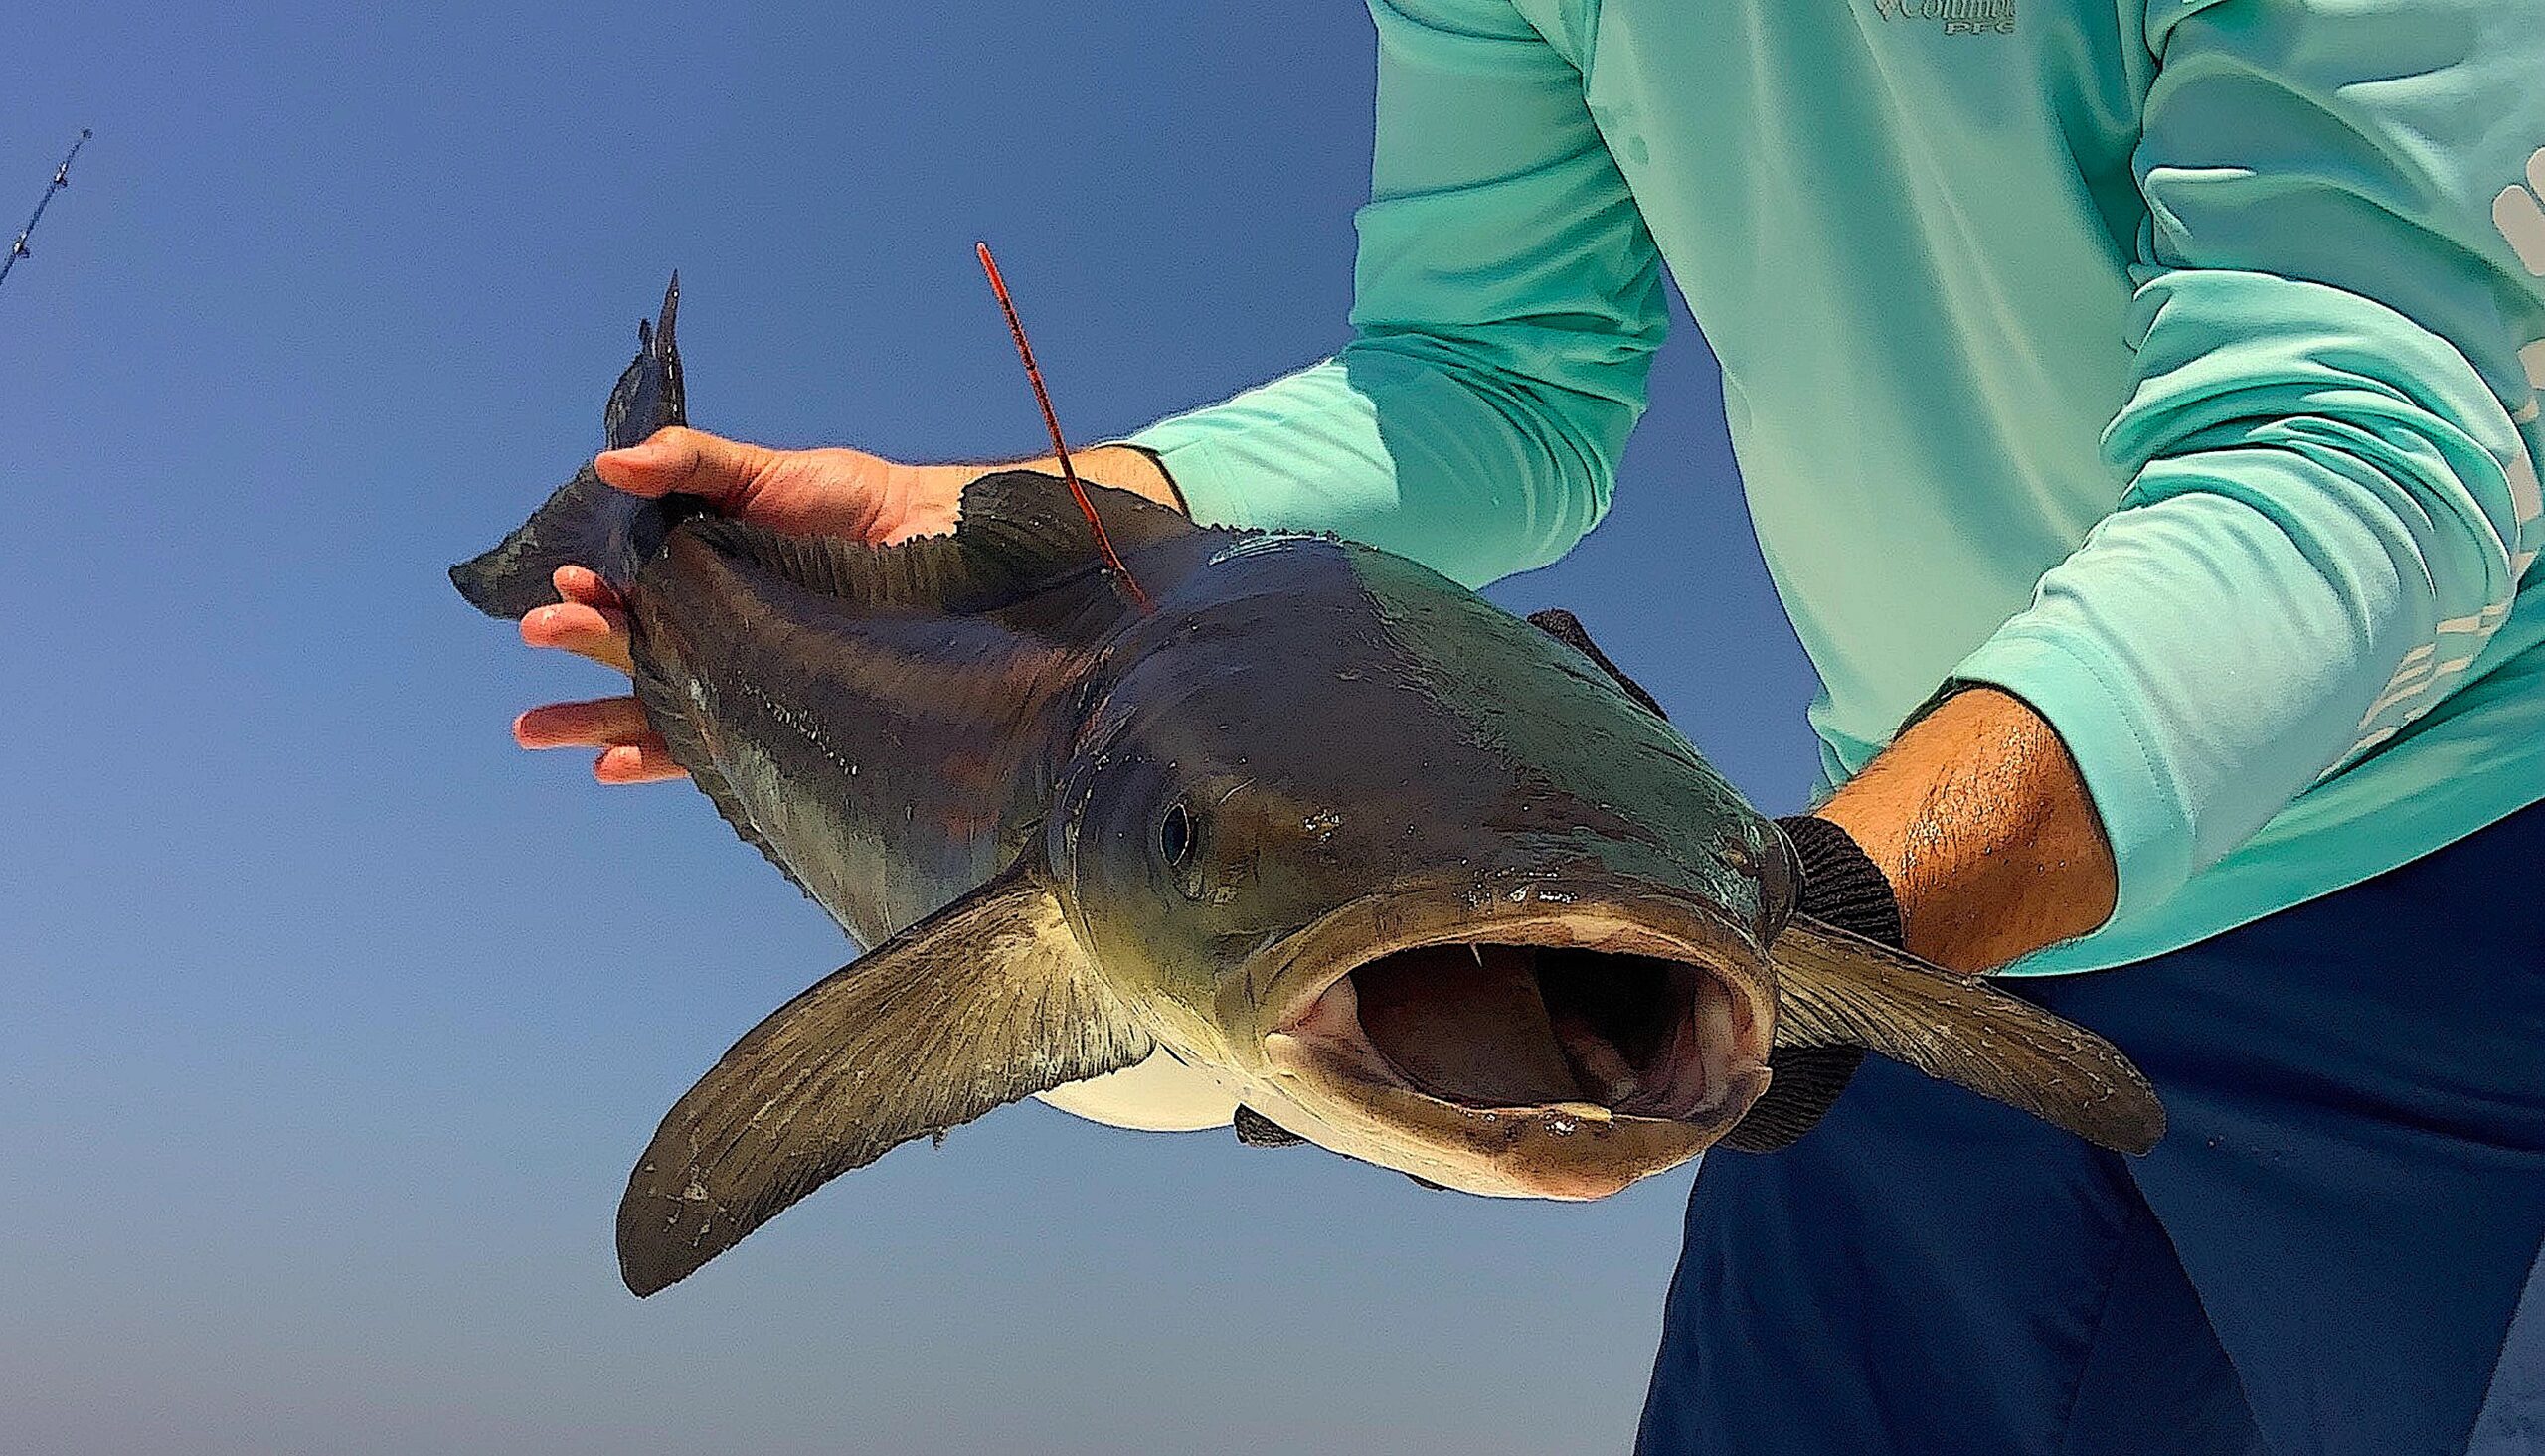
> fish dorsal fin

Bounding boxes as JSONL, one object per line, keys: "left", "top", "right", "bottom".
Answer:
{"left": 949, "top": 469, "right": 1200, "bottom": 587}
{"left": 615, "top": 856, "right": 1153, "bottom": 1296}
{"left": 1762, "top": 916, "right": 2164, "bottom": 1154}
{"left": 1526, "top": 608, "right": 1669, "bottom": 720}
{"left": 670, "top": 471, "right": 1200, "bottom": 624}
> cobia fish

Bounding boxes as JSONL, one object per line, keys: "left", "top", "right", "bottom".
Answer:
{"left": 453, "top": 275, "right": 2163, "bottom": 1297}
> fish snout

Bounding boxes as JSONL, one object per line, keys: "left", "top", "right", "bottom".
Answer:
{"left": 1236, "top": 882, "right": 1777, "bottom": 1198}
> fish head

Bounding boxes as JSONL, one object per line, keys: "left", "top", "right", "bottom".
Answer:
{"left": 1049, "top": 538, "right": 1793, "bottom": 1199}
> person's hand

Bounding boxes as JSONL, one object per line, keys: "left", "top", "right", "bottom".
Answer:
{"left": 511, "top": 425, "right": 1181, "bottom": 783}
{"left": 594, "top": 425, "right": 970, "bottom": 544}
{"left": 511, "top": 426, "right": 964, "bottom": 783}
{"left": 513, "top": 564, "right": 686, "bottom": 783}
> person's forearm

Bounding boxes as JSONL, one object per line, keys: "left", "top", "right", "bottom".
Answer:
{"left": 1813, "top": 687, "right": 2118, "bottom": 974}
{"left": 902, "top": 445, "right": 1185, "bottom": 514}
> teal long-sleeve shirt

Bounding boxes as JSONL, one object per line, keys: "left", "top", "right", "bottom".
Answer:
{"left": 1126, "top": 0, "right": 2545, "bottom": 975}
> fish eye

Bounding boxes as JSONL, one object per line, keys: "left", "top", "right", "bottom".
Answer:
{"left": 1159, "top": 800, "right": 1196, "bottom": 868}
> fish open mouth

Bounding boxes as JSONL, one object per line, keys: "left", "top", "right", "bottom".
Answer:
{"left": 1242, "top": 882, "right": 1781, "bottom": 1192}
{"left": 1294, "top": 943, "right": 1741, "bottom": 1122}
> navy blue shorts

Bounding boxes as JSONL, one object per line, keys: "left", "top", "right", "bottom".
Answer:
{"left": 1637, "top": 802, "right": 2545, "bottom": 1456}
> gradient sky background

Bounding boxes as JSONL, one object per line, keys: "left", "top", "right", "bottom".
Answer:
{"left": 6, "top": 4, "right": 2535, "bottom": 1454}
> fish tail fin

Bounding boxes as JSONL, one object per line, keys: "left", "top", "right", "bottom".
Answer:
{"left": 448, "top": 273, "right": 692, "bottom": 619}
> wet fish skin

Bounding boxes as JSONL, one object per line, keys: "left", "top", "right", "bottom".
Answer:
{"left": 453, "top": 279, "right": 2165, "bottom": 1296}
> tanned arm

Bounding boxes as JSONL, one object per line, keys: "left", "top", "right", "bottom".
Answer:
{"left": 1812, "top": 687, "right": 2118, "bottom": 974}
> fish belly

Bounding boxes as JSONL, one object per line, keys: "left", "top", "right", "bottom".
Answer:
{"left": 1034, "top": 1050, "right": 1239, "bottom": 1132}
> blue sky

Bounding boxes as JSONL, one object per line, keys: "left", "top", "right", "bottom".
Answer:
{"left": 0, "top": 4, "right": 1831, "bottom": 1452}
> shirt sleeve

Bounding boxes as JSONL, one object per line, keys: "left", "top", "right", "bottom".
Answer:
{"left": 1950, "top": 0, "right": 2545, "bottom": 924}
{"left": 1123, "top": 0, "right": 1667, "bottom": 589}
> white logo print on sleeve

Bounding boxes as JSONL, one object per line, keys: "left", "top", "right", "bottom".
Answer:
{"left": 2493, "top": 148, "right": 2545, "bottom": 276}
{"left": 2326, "top": 145, "right": 2545, "bottom": 768}
{"left": 2489, "top": 146, "right": 2545, "bottom": 553}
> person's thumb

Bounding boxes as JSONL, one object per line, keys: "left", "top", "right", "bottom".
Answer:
{"left": 594, "top": 426, "right": 777, "bottom": 507}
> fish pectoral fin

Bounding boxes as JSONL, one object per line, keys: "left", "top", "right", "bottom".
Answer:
{"left": 1765, "top": 915, "right": 2166, "bottom": 1155}
{"left": 1525, "top": 609, "right": 1669, "bottom": 721}
{"left": 614, "top": 857, "right": 1150, "bottom": 1297}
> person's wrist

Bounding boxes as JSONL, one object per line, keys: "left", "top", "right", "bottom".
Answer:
{"left": 1074, "top": 443, "right": 1185, "bottom": 512}
{"left": 874, "top": 459, "right": 968, "bottom": 530}
{"left": 1813, "top": 686, "right": 2115, "bottom": 971}
{"left": 888, "top": 459, "right": 971, "bottom": 496}
{"left": 1774, "top": 814, "right": 1904, "bottom": 950}
{"left": 899, "top": 448, "right": 1184, "bottom": 516}
{"left": 1719, "top": 815, "right": 1900, "bottom": 1153}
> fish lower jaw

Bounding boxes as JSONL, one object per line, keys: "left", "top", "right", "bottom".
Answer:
{"left": 1254, "top": 955, "right": 1772, "bottom": 1200}
{"left": 1257, "top": 1026, "right": 1757, "bottom": 1201}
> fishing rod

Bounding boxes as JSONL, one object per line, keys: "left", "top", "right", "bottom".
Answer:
{"left": 976, "top": 240, "right": 1152, "bottom": 610}
{"left": 0, "top": 128, "right": 92, "bottom": 294}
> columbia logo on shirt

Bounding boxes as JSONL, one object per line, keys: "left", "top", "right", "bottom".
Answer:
{"left": 1868, "top": 0, "right": 2016, "bottom": 34}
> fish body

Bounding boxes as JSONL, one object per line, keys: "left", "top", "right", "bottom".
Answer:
{"left": 455, "top": 280, "right": 2163, "bottom": 1296}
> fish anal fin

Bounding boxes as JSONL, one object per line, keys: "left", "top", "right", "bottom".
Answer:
{"left": 615, "top": 857, "right": 1151, "bottom": 1296}
{"left": 1526, "top": 608, "right": 1669, "bottom": 721}
{"left": 1768, "top": 916, "right": 2165, "bottom": 1154}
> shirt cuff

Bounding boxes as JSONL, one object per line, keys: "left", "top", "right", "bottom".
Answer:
{"left": 1945, "top": 630, "right": 2195, "bottom": 930}
{"left": 1116, "top": 423, "right": 1258, "bottom": 531}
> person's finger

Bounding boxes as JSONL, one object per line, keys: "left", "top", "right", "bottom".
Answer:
{"left": 514, "top": 696, "right": 653, "bottom": 749}
{"left": 595, "top": 741, "right": 689, "bottom": 784}
{"left": 594, "top": 425, "right": 776, "bottom": 508}
{"left": 519, "top": 600, "right": 633, "bottom": 673}
{"left": 553, "top": 564, "right": 622, "bottom": 609}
